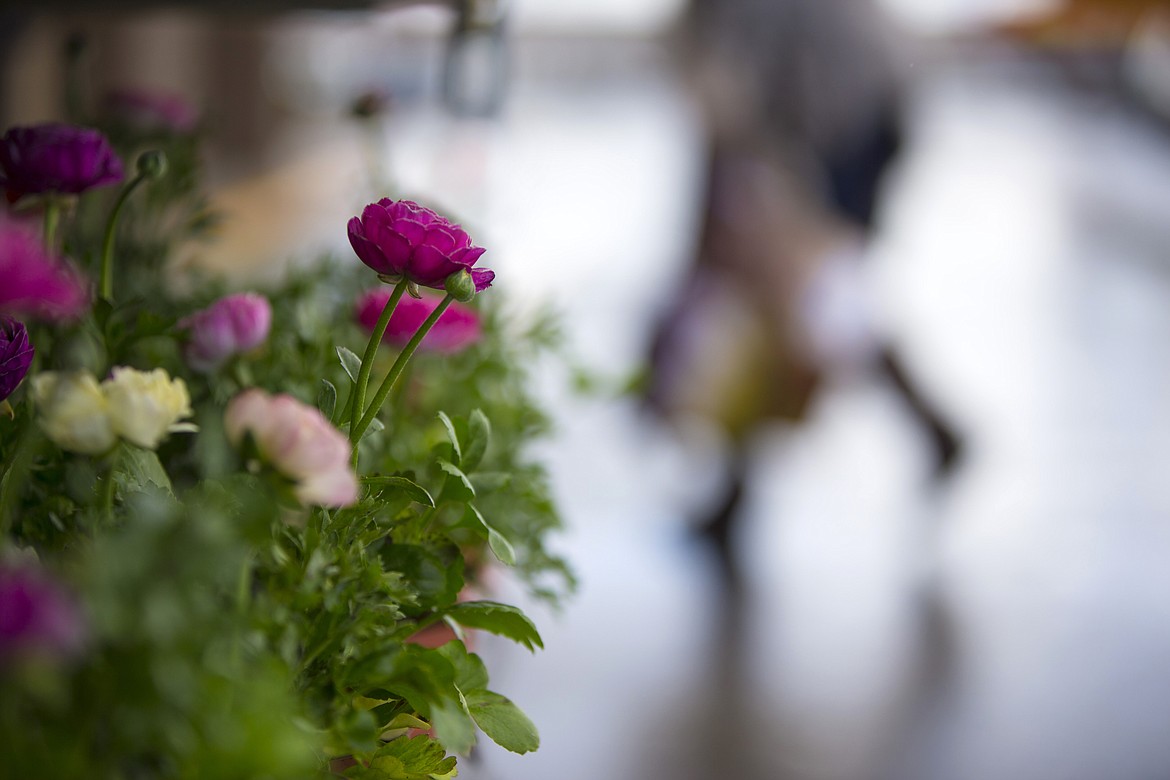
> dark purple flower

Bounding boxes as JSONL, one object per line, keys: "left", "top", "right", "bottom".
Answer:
{"left": 104, "top": 88, "right": 199, "bottom": 134}
{"left": 348, "top": 199, "right": 494, "bottom": 293}
{"left": 0, "top": 317, "right": 33, "bottom": 402}
{"left": 0, "top": 123, "right": 124, "bottom": 200}
{"left": 355, "top": 289, "right": 481, "bottom": 353}
{"left": 179, "top": 292, "right": 272, "bottom": 373}
{"left": 0, "top": 225, "right": 89, "bottom": 320}
{"left": 0, "top": 564, "right": 86, "bottom": 663}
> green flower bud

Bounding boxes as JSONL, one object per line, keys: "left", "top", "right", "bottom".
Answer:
{"left": 136, "top": 150, "right": 168, "bottom": 180}
{"left": 444, "top": 269, "right": 476, "bottom": 303}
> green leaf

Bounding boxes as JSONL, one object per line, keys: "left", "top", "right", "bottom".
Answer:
{"left": 318, "top": 379, "right": 337, "bottom": 420}
{"left": 436, "top": 411, "right": 462, "bottom": 465}
{"left": 380, "top": 544, "right": 464, "bottom": 612}
{"left": 470, "top": 472, "right": 511, "bottom": 493}
{"left": 337, "top": 346, "right": 363, "bottom": 384}
{"left": 430, "top": 698, "right": 476, "bottom": 756}
{"left": 462, "top": 409, "right": 490, "bottom": 471}
{"left": 465, "top": 505, "right": 515, "bottom": 566}
{"left": 444, "top": 601, "right": 542, "bottom": 651}
{"left": 437, "top": 641, "right": 489, "bottom": 692}
{"left": 436, "top": 459, "right": 474, "bottom": 502}
{"left": 464, "top": 690, "right": 540, "bottom": 754}
{"left": 362, "top": 476, "right": 435, "bottom": 508}
{"left": 362, "top": 417, "right": 386, "bottom": 440}
{"left": 118, "top": 445, "right": 174, "bottom": 496}
{"left": 348, "top": 736, "right": 457, "bottom": 780}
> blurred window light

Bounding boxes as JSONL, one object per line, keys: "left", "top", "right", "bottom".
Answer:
{"left": 878, "top": 0, "right": 1061, "bottom": 33}
{"left": 512, "top": 0, "right": 686, "bottom": 35}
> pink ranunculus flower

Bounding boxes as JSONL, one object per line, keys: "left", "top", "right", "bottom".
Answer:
{"left": 355, "top": 289, "right": 481, "bottom": 353}
{"left": 0, "top": 225, "right": 89, "bottom": 320}
{"left": 179, "top": 293, "right": 272, "bottom": 373}
{"left": 224, "top": 389, "right": 358, "bottom": 508}
{"left": 347, "top": 199, "right": 494, "bottom": 293}
{"left": 0, "top": 123, "right": 123, "bottom": 201}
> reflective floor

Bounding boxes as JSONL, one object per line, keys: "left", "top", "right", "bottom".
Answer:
{"left": 434, "top": 46, "right": 1170, "bottom": 780}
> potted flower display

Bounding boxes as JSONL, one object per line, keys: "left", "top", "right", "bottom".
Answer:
{"left": 0, "top": 92, "right": 572, "bottom": 778}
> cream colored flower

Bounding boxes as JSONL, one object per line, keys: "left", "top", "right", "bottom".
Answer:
{"left": 32, "top": 372, "right": 116, "bottom": 455}
{"left": 102, "top": 367, "right": 192, "bottom": 450}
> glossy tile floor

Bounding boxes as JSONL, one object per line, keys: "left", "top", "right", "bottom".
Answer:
{"left": 406, "top": 49, "right": 1170, "bottom": 780}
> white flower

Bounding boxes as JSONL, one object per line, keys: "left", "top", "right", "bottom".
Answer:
{"left": 32, "top": 372, "right": 116, "bottom": 455}
{"left": 102, "top": 367, "right": 192, "bottom": 450}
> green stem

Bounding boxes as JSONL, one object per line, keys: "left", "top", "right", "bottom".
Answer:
{"left": 99, "top": 173, "right": 148, "bottom": 301}
{"left": 229, "top": 551, "right": 253, "bottom": 694}
{"left": 350, "top": 279, "right": 408, "bottom": 447}
{"left": 42, "top": 198, "right": 60, "bottom": 252}
{"left": 352, "top": 294, "right": 454, "bottom": 443}
{"left": 102, "top": 445, "right": 121, "bottom": 523}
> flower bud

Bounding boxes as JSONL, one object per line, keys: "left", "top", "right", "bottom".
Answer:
{"left": 135, "top": 150, "right": 167, "bottom": 180}
{"left": 103, "top": 367, "right": 191, "bottom": 450}
{"left": 33, "top": 372, "right": 115, "bottom": 455}
{"left": 0, "top": 317, "right": 34, "bottom": 402}
{"left": 444, "top": 268, "right": 476, "bottom": 303}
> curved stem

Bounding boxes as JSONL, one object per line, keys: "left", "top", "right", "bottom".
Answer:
{"left": 352, "top": 294, "right": 454, "bottom": 445}
{"left": 99, "top": 173, "right": 148, "bottom": 301}
{"left": 350, "top": 279, "right": 408, "bottom": 447}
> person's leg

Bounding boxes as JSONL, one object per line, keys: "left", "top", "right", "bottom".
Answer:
{"left": 877, "top": 347, "right": 962, "bottom": 477}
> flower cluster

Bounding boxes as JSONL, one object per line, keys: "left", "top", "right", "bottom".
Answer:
{"left": 33, "top": 367, "right": 192, "bottom": 454}
{"left": 0, "top": 113, "right": 562, "bottom": 780}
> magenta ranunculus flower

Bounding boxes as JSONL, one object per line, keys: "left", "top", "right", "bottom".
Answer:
{"left": 348, "top": 199, "right": 494, "bottom": 293}
{"left": 0, "top": 225, "right": 89, "bottom": 320}
{"left": 224, "top": 389, "right": 359, "bottom": 508}
{"left": 179, "top": 292, "right": 272, "bottom": 373}
{"left": 0, "top": 123, "right": 124, "bottom": 200}
{"left": 0, "top": 564, "right": 86, "bottom": 664}
{"left": 104, "top": 88, "right": 199, "bottom": 134}
{"left": 355, "top": 288, "right": 481, "bottom": 353}
{"left": 0, "top": 317, "right": 34, "bottom": 402}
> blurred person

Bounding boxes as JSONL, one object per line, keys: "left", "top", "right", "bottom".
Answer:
{"left": 646, "top": 0, "right": 963, "bottom": 587}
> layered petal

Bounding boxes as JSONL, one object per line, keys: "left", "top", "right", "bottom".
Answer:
{"left": 347, "top": 199, "right": 492, "bottom": 292}
{"left": 224, "top": 389, "right": 358, "bottom": 508}
{"left": 0, "top": 123, "right": 123, "bottom": 199}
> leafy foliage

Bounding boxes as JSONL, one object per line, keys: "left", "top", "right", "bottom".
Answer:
{"left": 0, "top": 88, "right": 569, "bottom": 778}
